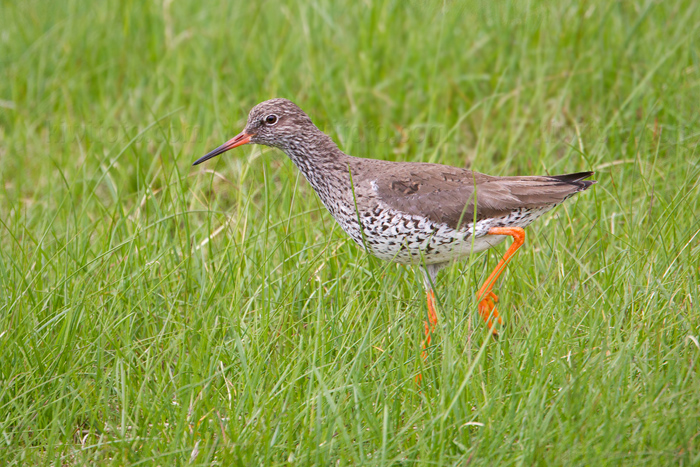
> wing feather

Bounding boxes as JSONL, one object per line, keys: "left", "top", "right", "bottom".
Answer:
{"left": 371, "top": 165, "right": 594, "bottom": 229}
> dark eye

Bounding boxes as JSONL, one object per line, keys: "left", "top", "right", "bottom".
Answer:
{"left": 264, "top": 114, "right": 278, "bottom": 125}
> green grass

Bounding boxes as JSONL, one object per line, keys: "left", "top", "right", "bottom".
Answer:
{"left": 1, "top": 0, "right": 699, "bottom": 465}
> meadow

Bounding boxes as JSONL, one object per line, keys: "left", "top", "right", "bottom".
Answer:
{"left": 1, "top": 0, "right": 699, "bottom": 465}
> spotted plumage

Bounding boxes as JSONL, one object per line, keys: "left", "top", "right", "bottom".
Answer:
{"left": 194, "top": 98, "right": 595, "bottom": 339}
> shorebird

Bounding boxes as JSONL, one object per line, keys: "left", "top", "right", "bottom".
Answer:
{"left": 193, "top": 98, "right": 594, "bottom": 350}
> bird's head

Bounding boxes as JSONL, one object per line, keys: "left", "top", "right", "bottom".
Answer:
{"left": 192, "top": 98, "right": 315, "bottom": 166}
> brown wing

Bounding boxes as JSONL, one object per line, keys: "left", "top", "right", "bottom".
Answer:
{"left": 372, "top": 164, "right": 595, "bottom": 229}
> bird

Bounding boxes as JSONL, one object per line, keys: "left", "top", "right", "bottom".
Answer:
{"left": 193, "top": 98, "right": 595, "bottom": 351}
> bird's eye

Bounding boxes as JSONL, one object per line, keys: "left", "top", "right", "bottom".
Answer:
{"left": 264, "top": 114, "right": 278, "bottom": 125}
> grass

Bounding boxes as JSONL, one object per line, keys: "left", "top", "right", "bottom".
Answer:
{"left": 1, "top": 0, "right": 699, "bottom": 464}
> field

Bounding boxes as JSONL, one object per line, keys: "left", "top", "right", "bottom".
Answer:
{"left": 1, "top": 0, "right": 699, "bottom": 465}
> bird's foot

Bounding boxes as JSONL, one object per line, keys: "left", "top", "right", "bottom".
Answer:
{"left": 477, "top": 292, "right": 502, "bottom": 338}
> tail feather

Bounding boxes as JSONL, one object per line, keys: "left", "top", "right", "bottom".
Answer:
{"left": 502, "top": 171, "right": 596, "bottom": 207}
{"left": 549, "top": 171, "right": 596, "bottom": 189}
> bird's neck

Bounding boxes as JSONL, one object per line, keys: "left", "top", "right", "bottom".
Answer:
{"left": 281, "top": 130, "right": 352, "bottom": 197}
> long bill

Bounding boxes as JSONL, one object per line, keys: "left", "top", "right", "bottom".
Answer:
{"left": 192, "top": 132, "right": 252, "bottom": 166}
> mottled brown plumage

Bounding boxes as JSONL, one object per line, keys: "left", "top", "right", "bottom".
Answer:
{"left": 193, "top": 98, "right": 595, "bottom": 343}
{"left": 366, "top": 165, "right": 593, "bottom": 229}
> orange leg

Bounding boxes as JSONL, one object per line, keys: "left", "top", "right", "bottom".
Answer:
{"left": 417, "top": 289, "right": 438, "bottom": 383}
{"left": 422, "top": 289, "right": 438, "bottom": 358}
{"left": 476, "top": 227, "right": 526, "bottom": 337}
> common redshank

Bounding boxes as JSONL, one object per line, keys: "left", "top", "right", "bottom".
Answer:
{"left": 193, "top": 98, "right": 595, "bottom": 349}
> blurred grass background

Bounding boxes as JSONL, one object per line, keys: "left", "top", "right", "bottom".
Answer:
{"left": 1, "top": 0, "right": 699, "bottom": 465}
